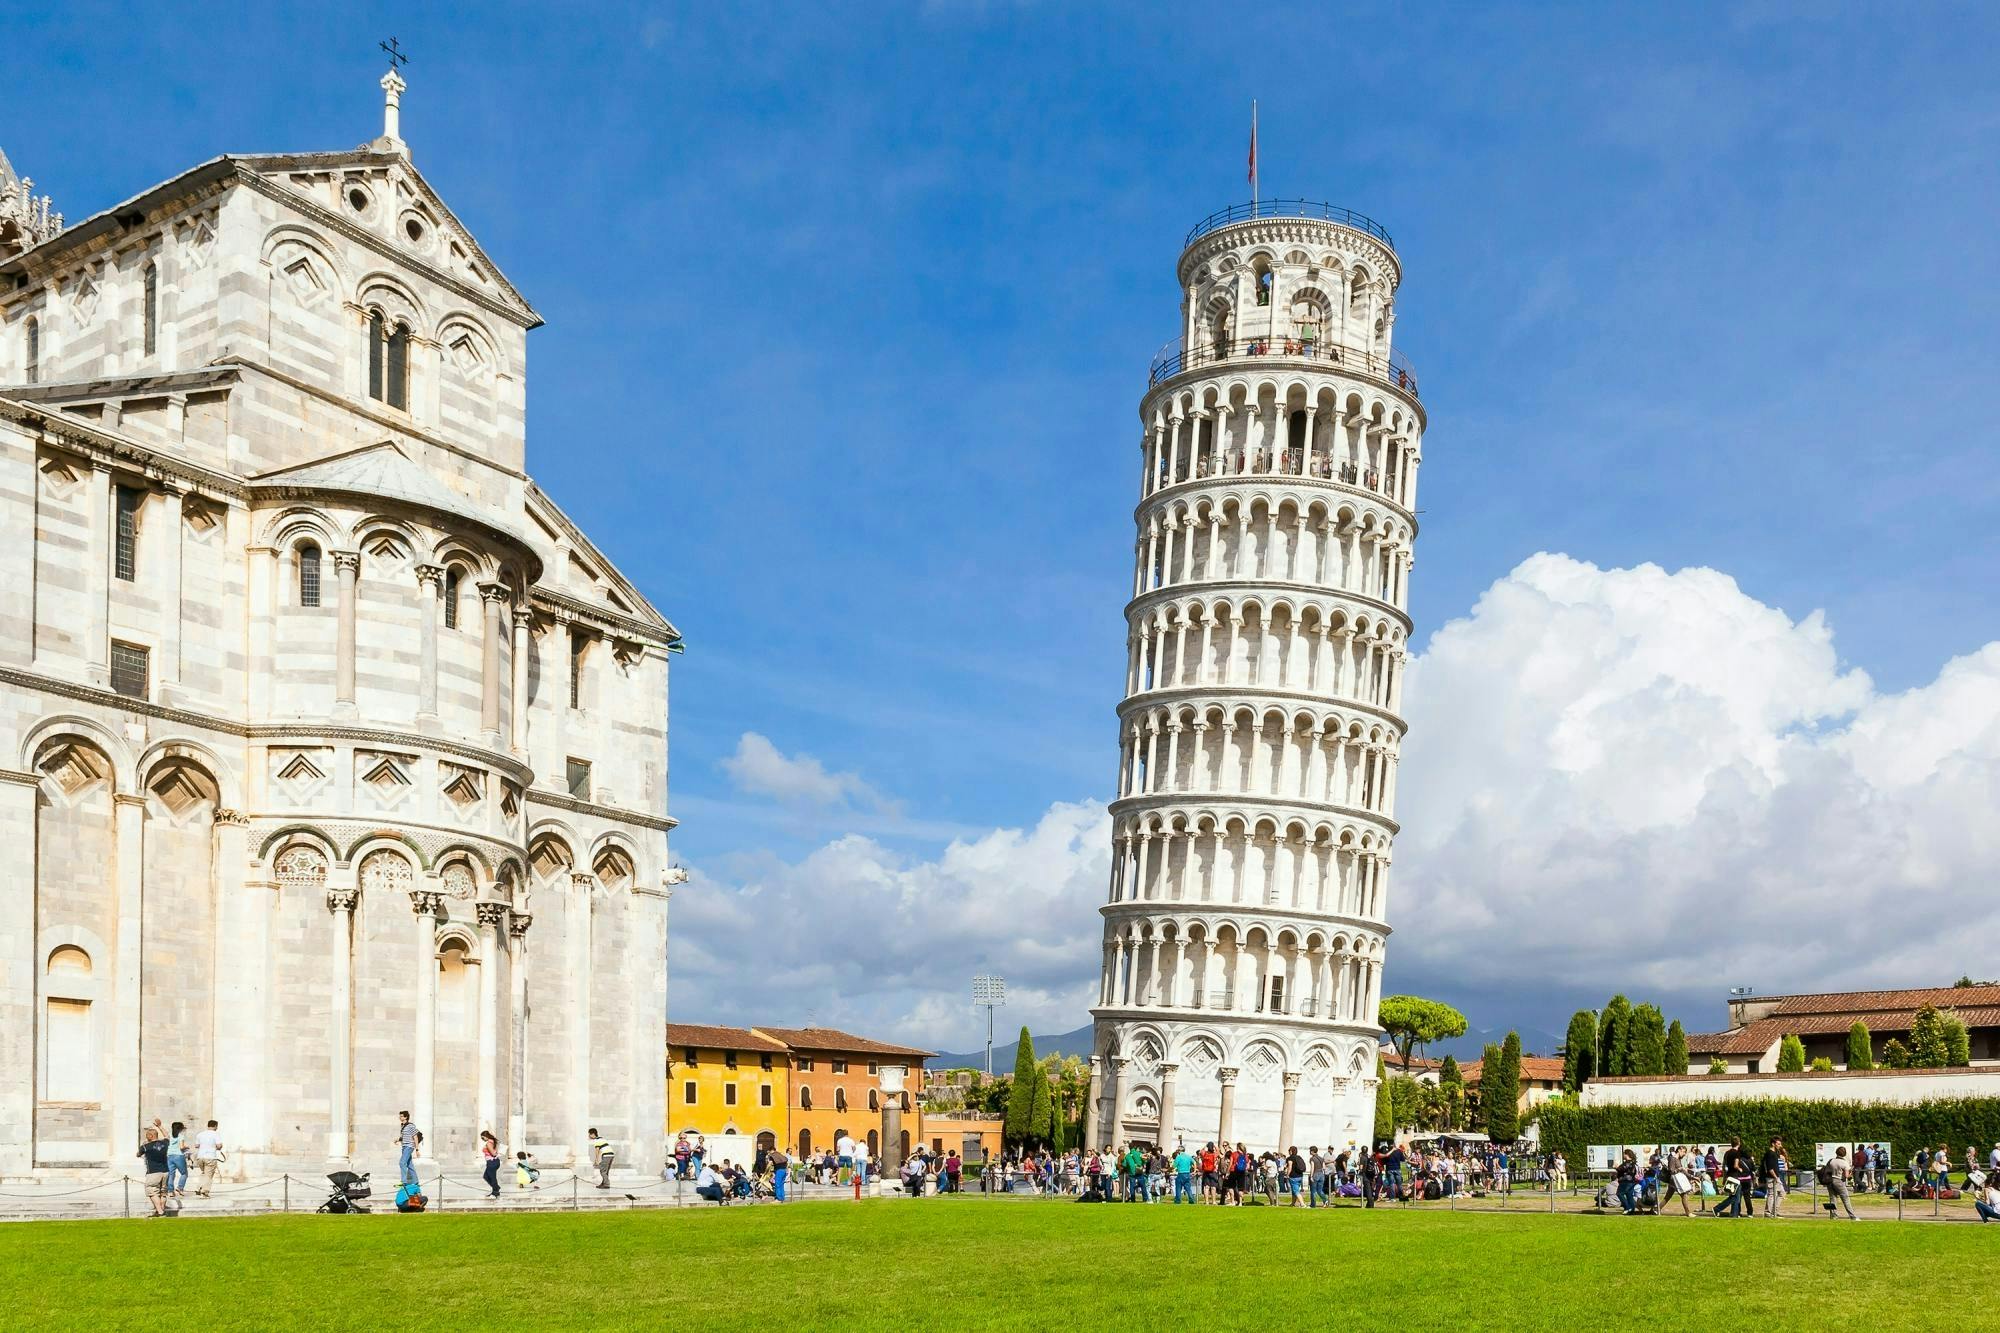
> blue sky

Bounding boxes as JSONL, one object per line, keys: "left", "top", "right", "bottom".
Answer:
{"left": 14, "top": 3, "right": 2000, "bottom": 1049}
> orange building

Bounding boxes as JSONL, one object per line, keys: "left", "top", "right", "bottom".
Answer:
{"left": 665, "top": 1024, "right": 792, "bottom": 1161}
{"left": 752, "top": 1026, "right": 934, "bottom": 1162}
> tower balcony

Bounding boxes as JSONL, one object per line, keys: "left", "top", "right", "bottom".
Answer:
{"left": 1183, "top": 199, "right": 1396, "bottom": 252}
{"left": 1149, "top": 335, "right": 1420, "bottom": 402}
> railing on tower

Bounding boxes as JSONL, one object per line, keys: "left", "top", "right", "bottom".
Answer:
{"left": 1184, "top": 199, "right": 1396, "bottom": 251}
{"left": 1148, "top": 336, "right": 1420, "bottom": 399}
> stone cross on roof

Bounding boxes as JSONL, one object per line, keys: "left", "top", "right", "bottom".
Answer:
{"left": 376, "top": 39, "right": 411, "bottom": 157}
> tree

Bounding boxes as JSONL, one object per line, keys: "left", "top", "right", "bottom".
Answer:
{"left": 1809, "top": 1057, "right": 1834, "bottom": 1072}
{"left": 1598, "top": 996, "right": 1633, "bottom": 1078}
{"left": 1377, "top": 995, "right": 1468, "bottom": 1073}
{"left": 1471, "top": 1043, "right": 1500, "bottom": 1129}
{"left": 1778, "top": 1032, "right": 1809, "bottom": 1073}
{"left": 1911, "top": 1005, "right": 1950, "bottom": 1068}
{"left": 1629, "top": 1004, "right": 1668, "bottom": 1076}
{"left": 1942, "top": 1010, "right": 1972, "bottom": 1067}
{"left": 1707, "top": 1056, "right": 1728, "bottom": 1075}
{"left": 1880, "top": 1038, "right": 1913, "bottom": 1069}
{"left": 1846, "top": 1022, "right": 1874, "bottom": 1071}
{"left": 1562, "top": 1010, "right": 1597, "bottom": 1091}
{"left": 1372, "top": 1055, "right": 1393, "bottom": 1143}
{"left": 1665, "top": 1020, "right": 1689, "bottom": 1076}
{"left": 1028, "top": 1064, "right": 1055, "bottom": 1148}
{"left": 1439, "top": 1054, "right": 1465, "bottom": 1129}
{"left": 1004, "top": 1026, "right": 1038, "bottom": 1145}
{"left": 1485, "top": 1032, "right": 1522, "bottom": 1143}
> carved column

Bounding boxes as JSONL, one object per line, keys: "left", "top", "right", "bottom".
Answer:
{"left": 207, "top": 809, "right": 252, "bottom": 1157}
{"left": 331, "top": 550, "right": 361, "bottom": 712}
{"left": 567, "top": 872, "right": 594, "bottom": 1163}
{"left": 510, "top": 605, "right": 532, "bottom": 757}
{"left": 478, "top": 584, "right": 508, "bottom": 745}
{"left": 1216, "top": 1067, "right": 1238, "bottom": 1146}
{"left": 507, "top": 911, "right": 532, "bottom": 1153}
{"left": 110, "top": 792, "right": 146, "bottom": 1154}
{"left": 1157, "top": 1062, "right": 1179, "bottom": 1150}
{"left": 410, "top": 889, "right": 442, "bottom": 1143}
{"left": 1108, "top": 1057, "right": 1130, "bottom": 1145}
{"left": 1278, "top": 1071, "right": 1301, "bottom": 1151}
{"left": 326, "top": 884, "right": 359, "bottom": 1161}
{"left": 476, "top": 900, "right": 508, "bottom": 1135}
{"left": 414, "top": 564, "right": 442, "bottom": 724}
{"left": 1084, "top": 1056, "right": 1103, "bottom": 1149}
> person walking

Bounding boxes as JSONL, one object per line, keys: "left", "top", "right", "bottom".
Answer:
{"left": 1551, "top": 1151, "right": 1568, "bottom": 1194}
{"left": 479, "top": 1130, "right": 502, "bottom": 1198}
{"left": 192, "top": 1119, "right": 223, "bottom": 1197}
{"left": 1308, "top": 1146, "right": 1327, "bottom": 1208}
{"left": 1616, "top": 1149, "right": 1641, "bottom": 1214}
{"left": 1824, "top": 1146, "right": 1859, "bottom": 1219}
{"left": 1362, "top": 1144, "right": 1382, "bottom": 1208}
{"left": 395, "top": 1111, "right": 421, "bottom": 1187}
{"left": 1660, "top": 1147, "right": 1693, "bottom": 1217}
{"left": 590, "top": 1128, "right": 614, "bottom": 1189}
{"left": 164, "top": 1122, "right": 190, "bottom": 1201}
{"left": 1761, "top": 1137, "right": 1787, "bottom": 1218}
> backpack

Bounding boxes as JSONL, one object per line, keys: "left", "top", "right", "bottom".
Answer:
{"left": 395, "top": 1182, "right": 428, "bottom": 1212}
{"left": 1815, "top": 1163, "right": 1833, "bottom": 1187}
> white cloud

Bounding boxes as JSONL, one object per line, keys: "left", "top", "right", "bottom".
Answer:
{"left": 671, "top": 799, "right": 1110, "bottom": 1050}
{"left": 678, "top": 554, "right": 2000, "bottom": 1049}
{"left": 1394, "top": 553, "right": 2000, "bottom": 1003}
{"left": 719, "top": 732, "right": 892, "bottom": 811}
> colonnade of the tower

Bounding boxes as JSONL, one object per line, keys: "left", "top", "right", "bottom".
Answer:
{"left": 1088, "top": 204, "right": 1424, "bottom": 1158}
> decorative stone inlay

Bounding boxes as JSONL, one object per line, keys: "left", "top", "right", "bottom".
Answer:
{"left": 440, "top": 862, "right": 476, "bottom": 900}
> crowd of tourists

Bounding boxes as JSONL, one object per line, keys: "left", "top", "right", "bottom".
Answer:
{"left": 1601, "top": 1138, "right": 2000, "bottom": 1220}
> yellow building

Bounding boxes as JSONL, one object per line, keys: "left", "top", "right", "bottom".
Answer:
{"left": 665, "top": 1024, "right": 792, "bottom": 1160}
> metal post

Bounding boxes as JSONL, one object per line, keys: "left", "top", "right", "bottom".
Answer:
{"left": 123, "top": 1175, "right": 131, "bottom": 1218}
{"left": 283, "top": 1173, "right": 289, "bottom": 1212}
{"left": 572, "top": 1174, "right": 579, "bottom": 1210}
{"left": 437, "top": 1171, "right": 444, "bottom": 1211}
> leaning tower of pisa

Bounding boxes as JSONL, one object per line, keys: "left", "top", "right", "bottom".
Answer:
{"left": 1085, "top": 201, "right": 1423, "bottom": 1157}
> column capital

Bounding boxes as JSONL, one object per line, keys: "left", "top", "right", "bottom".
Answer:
{"left": 477, "top": 581, "right": 511, "bottom": 605}
{"left": 410, "top": 889, "right": 444, "bottom": 917}
{"left": 513, "top": 605, "right": 535, "bottom": 630}
{"left": 331, "top": 550, "right": 361, "bottom": 574}
{"left": 1112, "top": 1056, "right": 1131, "bottom": 1072}
{"left": 1217, "top": 1066, "right": 1239, "bottom": 1086}
{"left": 415, "top": 562, "right": 445, "bottom": 588}
{"left": 570, "top": 871, "right": 596, "bottom": 891}
{"left": 476, "top": 901, "right": 510, "bottom": 928}
{"left": 326, "top": 887, "right": 359, "bottom": 914}
{"left": 1282, "top": 1071, "right": 1302, "bottom": 1090}
{"left": 1158, "top": 1062, "right": 1180, "bottom": 1080}
{"left": 212, "top": 808, "right": 249, "bottom": 827}
{"left": 112, "top": 792, "right": 148, "bottom": 811}
{"left": 508, "top": 911, "right": 534, "bottom": 938}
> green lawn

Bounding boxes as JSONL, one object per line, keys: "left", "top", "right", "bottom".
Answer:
{"left": 5, "top": 1198, "right": 1992, "bottom": 1331}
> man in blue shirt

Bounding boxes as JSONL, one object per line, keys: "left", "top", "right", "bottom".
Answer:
{"left": 1171, "top": 1145, "right": 1195, "bottom": 1203}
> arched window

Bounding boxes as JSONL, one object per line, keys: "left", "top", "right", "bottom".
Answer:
{"left": 386, "top": 321, "right": 410, "bottom": 409}
{"left": 799, "top": 1085, "right": 812, "bottom": 1110}
{"left": 44, "top": 945, "right": 96, "bottom": 1101}
{"left": 25, "top": 316, "right": 38, "bottom": 384}
{"left": 868, "top": 1089, "right": 879, "bottom": 1111}
{"left": 365, "top": 309, "right": 412, "bottom": 409}
{"left": 835, "top": 1087, "right": 847, "bottom": 1112}
{"left": 443, "top": 567, "right": 462, "bottom": 630}
{"left": 367, "top": 309, "right": 385, "bottom": 400}
{"left": 297, "top": 542, "right": 322, "bottom": 607}
{"left": 142, "top": 261, "right": 159, "bottom": 356}
{"left": 1255, "top": 263, "right": 1273, "bottom": 307}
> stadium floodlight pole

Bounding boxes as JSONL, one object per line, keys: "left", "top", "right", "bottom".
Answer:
{"left": 972, "top": 975, "right": 1007, "bottom": 1078}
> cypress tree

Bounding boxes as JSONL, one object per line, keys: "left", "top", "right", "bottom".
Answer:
{"left": 1911, "top": 1005, "right": 1950, "bottom": 1068}
{"left": 1439, "top": 1054, "right": 1464, "bottom": 1129}
{"left": 1944, "top": 1012, "right": 1972, "bottom": 1067}
{"left": 1665, "top": 1020, "right": 1689, "bottom": 1076}
{"left": 1372, "top": 1055, "right": 1393, "bottom": 1142}
{"left": 1776, "top": 1034, "right": 1806, "bottom": 1072}
{"left": 1004, "top": 1026, "right": 1038, "bottom": 1145}
{"left": 1029, "top": 1064, "right": 1055, "bottom": 1147}
{"left": 1599, "top": 996, "right": 1633, "bottom": 1078}
{"left": 1846, "top": 1022, "right": 1874, "bottom": 1070}
{"left": 1562, "top": 1010, "right": 1597, "bottom": 1091}
{"left": 1485, "top": 1032, "right": 1522, "bottom": 1143}
{"left": 1630, "top": 1004, "right": 1667, "bottom": 1076}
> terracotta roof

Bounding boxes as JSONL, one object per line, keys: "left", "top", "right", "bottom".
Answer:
{"left": 1462, "top": 1057, "right": 1566, "bottom": 1085}
{"left": 751, "top": 1026, "right": 935, "bottom": 1060}
{"left": 665, "top": 1023, "right": 790, "bottom": 1053}
{"left": 1763, "top": 986, "right": 2000, "bottom": 1016}
{"left": 1687, "top": 1004, "right": 2000, "bottom": 1057}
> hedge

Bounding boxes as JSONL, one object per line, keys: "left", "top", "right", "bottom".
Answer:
{"left": 1534, "top": 1096, "right": 2000, "bottom": 1170}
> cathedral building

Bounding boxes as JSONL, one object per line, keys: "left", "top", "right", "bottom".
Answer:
{"left": 0, "top": 70, "right": 680, "bottom": 1178}
{"left": 1087, "top": 201, "right": 1424, "bottom": 1155}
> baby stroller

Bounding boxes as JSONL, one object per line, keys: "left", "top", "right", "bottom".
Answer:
{"left": 318, "top": 1170, "right": 373, "bottom": 1214}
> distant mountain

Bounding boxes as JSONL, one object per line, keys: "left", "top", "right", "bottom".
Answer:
{"left": 932, "top": 1024, "right": 1094, "bottom": 1072}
